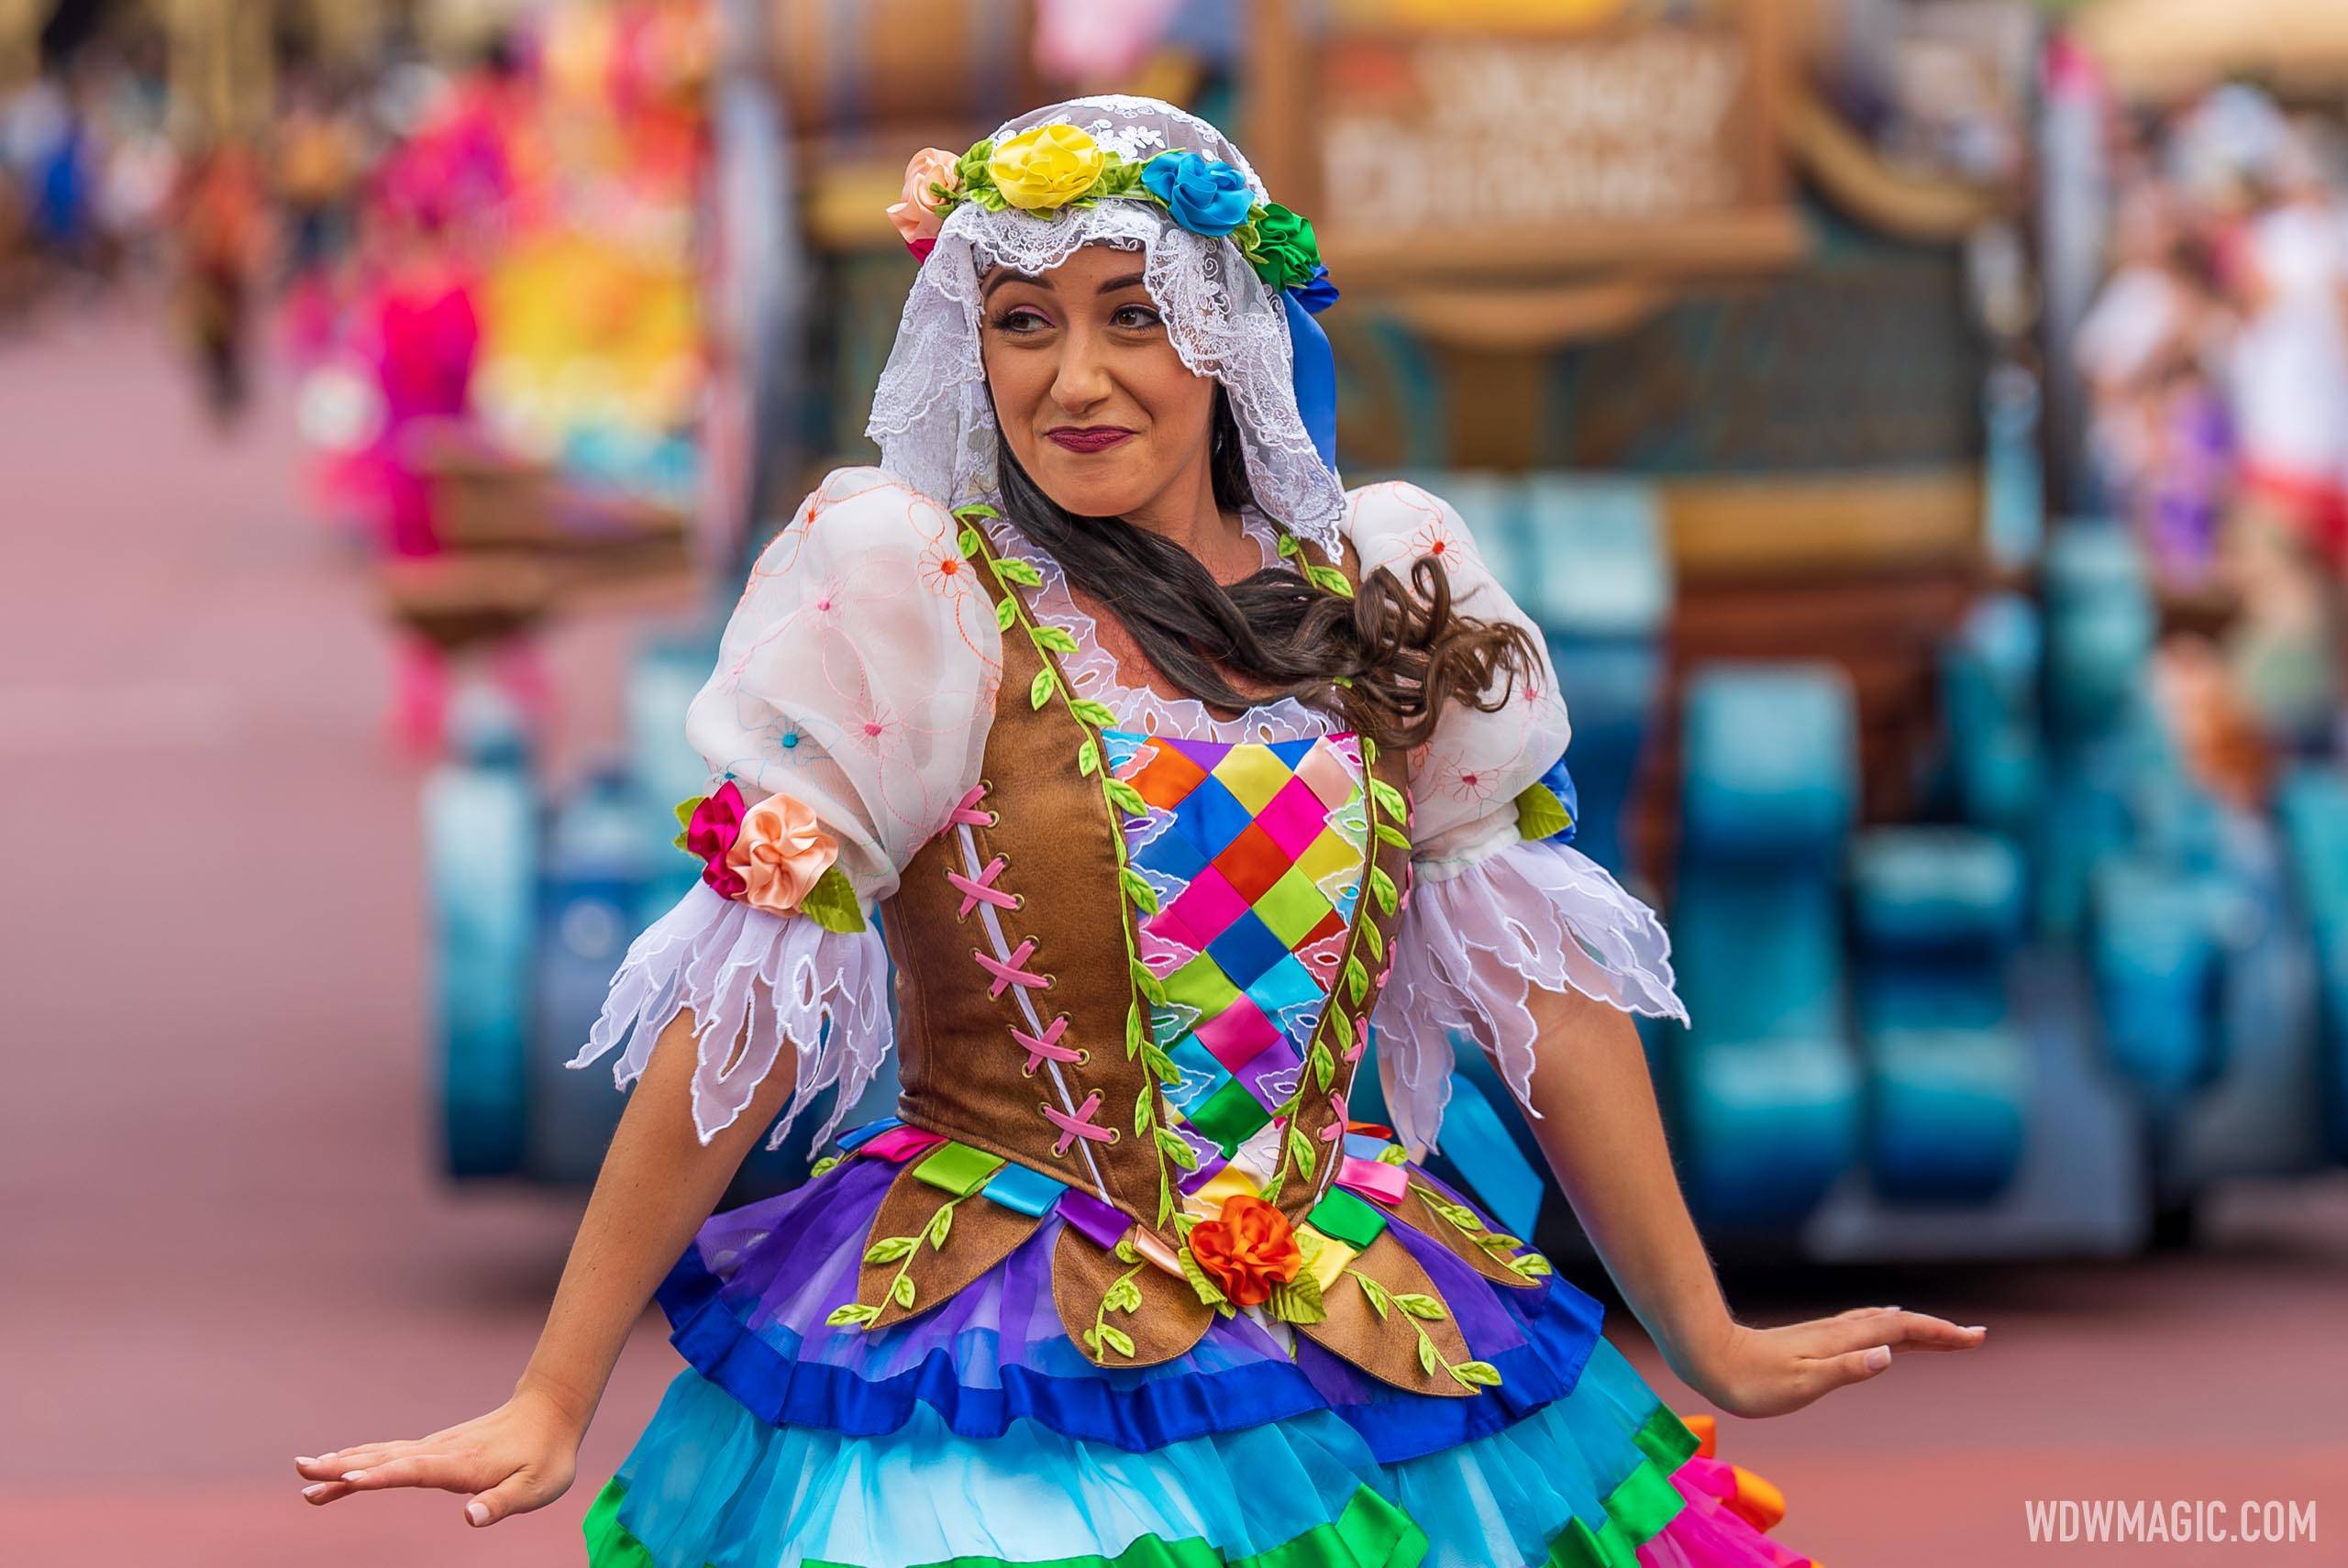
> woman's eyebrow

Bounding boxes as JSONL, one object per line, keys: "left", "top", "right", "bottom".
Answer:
{"left": 1097, "top": 271, "right": 1147, "bottom": 293}
{"left": 981, "top": 270, "right": 1042, "bottom": 300}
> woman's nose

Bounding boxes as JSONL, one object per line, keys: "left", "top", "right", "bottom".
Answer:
{"left": 1049, "top": 330, "right": 1113, "bottom": 413}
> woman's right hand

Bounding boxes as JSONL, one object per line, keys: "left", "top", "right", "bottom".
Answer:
{"left": 294, "top": 1388, "right": 581, "bottom": 1527}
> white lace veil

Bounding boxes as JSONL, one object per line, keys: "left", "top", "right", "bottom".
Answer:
{"left": 864, "top": 94, "right": 1348, "bottom": 554}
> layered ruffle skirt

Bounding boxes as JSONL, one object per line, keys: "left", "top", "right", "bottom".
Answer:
{"left": 584, "top": 1155, "right": 1818, "bottom": 1568}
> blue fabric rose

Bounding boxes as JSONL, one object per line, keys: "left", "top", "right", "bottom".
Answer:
{"left": 1140, "top": 150, "right": 1256, "bottom": 237}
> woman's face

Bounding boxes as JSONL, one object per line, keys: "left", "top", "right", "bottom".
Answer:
{"left": 979, "top": 242, "right": 1218, "bottom": 518}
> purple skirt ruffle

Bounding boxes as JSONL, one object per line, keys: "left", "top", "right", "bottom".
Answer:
{"left": 656, "top": 1154, "right": 1607, "bottom": 1464}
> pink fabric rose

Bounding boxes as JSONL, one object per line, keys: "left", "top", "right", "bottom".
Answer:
{"left": 886, "top": 148, "right": 959, "bottom": 251}
{"left": 725, "top": 791, "right": 840, "bottom": 915}
{"left": 685, "top": 781, "right": 748, "bottom": 900}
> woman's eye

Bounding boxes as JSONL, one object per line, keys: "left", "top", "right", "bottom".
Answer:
{"left": 1113, "top": 304, "right": 1162, "bottom": 330}
{"left": 990, "top": 307, "right": 1049, "bottom": 334}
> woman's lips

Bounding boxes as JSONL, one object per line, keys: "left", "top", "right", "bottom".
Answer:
{"left": 1047, "top": 427, "right": 1135, "bottom": 452}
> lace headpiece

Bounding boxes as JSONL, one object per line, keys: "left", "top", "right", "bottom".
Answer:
{"left": 865, "top": 94, "right": 1346, "bottom": 554}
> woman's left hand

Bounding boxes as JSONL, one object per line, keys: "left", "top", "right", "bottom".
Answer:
{"left": 1670, "top": 1305, "right": 1987, "bottom": 1419}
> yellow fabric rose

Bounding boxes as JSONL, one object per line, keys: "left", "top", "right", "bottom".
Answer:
{"left": 987, "top": 124, "right": 1106, "bottom": 211}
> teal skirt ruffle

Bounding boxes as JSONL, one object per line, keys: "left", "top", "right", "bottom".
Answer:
{"left": 584, "top": 1335, "right": 1814, "bottom": 1568}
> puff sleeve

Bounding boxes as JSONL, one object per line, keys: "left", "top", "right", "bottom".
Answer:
{"left": 568, "top": 468, "right": 1002, "bottom": 1146}
{"left": 1346, "top": 481, "right": 1688, "bottom": 1153}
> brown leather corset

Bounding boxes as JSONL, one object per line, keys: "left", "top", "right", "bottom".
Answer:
{"left": 825, "top": 511, "right": 1544, "bottom": 1386}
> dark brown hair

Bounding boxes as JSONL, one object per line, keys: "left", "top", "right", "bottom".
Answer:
{"left": 991, "top": 390, "right": 1538, "bottom": 750}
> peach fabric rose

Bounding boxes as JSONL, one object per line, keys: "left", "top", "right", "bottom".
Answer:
{"left": 886, "top": 147, "right": 960, "bottom": 248}
{"left": 725, "top": 791, "right": 840, "bottom": 916}
{"left": 1186, "top": 1193, "right": 1303, "bottom": 1308}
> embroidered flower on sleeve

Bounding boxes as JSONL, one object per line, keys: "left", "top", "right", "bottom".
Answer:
{"left": 1187, "top": 1193, "right": 1303, "bottom": 1308}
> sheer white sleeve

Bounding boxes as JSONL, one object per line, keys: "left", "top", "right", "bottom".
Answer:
{"left": 1346, "top": 480, "right": 1688, "bottom": 1152}
{"left": 569, "top": 468, "right": 1002, "bottom": 1146}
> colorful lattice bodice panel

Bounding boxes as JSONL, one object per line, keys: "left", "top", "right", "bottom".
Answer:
{"left": 1108, "top": 729, "right": 1371, "bottom": 1187}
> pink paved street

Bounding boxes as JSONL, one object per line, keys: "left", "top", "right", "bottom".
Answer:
{"left": 3, "top": 305, "right": 2343, "bottom": 1566}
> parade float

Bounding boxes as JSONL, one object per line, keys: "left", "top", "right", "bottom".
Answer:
{"left": 430, "top": 0, "right": 2348, "bottom": 1260}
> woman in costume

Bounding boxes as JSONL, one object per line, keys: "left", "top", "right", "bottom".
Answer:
{"left": 300, "top": 97, "right": 1984, "bottom": 1566}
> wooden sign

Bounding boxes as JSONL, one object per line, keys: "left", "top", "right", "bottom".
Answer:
{"left": 1251, "top": 0, "right": 1800, "bottom": 286}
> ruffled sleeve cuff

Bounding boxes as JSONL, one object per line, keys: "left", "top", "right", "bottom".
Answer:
{"left": 1374, "top": 837, "right": 1688, "bottom": 1153}
{"left": 566, "top": 880, "right": 892, "bottom": 1148}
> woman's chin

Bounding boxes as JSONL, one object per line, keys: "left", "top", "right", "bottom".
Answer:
{"left": 1025, "top": 454, "right": 1155, "bottom": 518}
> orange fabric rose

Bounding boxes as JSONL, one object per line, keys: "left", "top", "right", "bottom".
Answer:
{"left": 725, "top": 792, "right": 840, "bottom": 916}
{"left": 1186, "top": 1194, "right": 1302, "bottom": 1308}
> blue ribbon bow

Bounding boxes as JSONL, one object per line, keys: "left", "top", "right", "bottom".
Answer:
{"left": 1279, "top": 264, "right": 1340, "bottom": 469}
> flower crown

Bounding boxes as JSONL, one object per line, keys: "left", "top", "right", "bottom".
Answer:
{"left": 886, "top": 123, "right": 1329, "bottom": 297}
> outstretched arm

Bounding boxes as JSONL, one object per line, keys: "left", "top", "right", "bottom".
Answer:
{"left": 1510, "top": 984, "right": 1986, "bottom": 1418}
{"left": 294, "top": 1006, "right": 798, "bottom": 1528}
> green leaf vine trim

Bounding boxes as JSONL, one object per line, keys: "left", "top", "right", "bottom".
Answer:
{"left": 1409, "top": 1180, "right": 1555, "bottom": 1282}
{"left": 1258, "top": 726, "right": 1407, "bottom": 1206}
{"left": 958, "top": 506, "right": 1180, "bottom": 1229}
{"left": 1083, "top": 1257, "right": 1148, "bottom": 1362}
{"left": 1347, "top": 1268, "right": 1501, "bottom": 1389}
{"left": 826, "top": 1190, "right": 973, "bottom": 1330}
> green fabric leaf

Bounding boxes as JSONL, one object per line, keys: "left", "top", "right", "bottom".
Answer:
{"left": 864, "top": 1234, "right": 917, "bottom": 1264}
{"left": 954, "top": 501, "right": 1002, "bottom": 522}
{"left": 1275, "top": 532, "right": 1301, "bottom": 559}
{"left": 1373, "top": 820, "right": 1411, "bottom": 850}
{"left": 1120, "top": 866, "right": 1160, "bottom": 913}
{"left": 1369, "top": 867, "right": 1398, "bottom": 915}
{"left": 1032, "top": 624, "right": 1080, "bottom": 655}
{"left": 993, "top": 593, "right": 1017, "bottom": 631}
{"left": 1078, "top": 737, "right": 1100, "bottom": 776}
{"left": 1134, "top": 1090, "right": 1154, "bottom": 1137}
{"left": 1391, "top": 1291, "right": 1447, "bottom": 1321}
{"left": 957, "top": 524, "right": 984, "bottom": 558}
{"left": 1452, "top": 1359, "right": 1504, "bottom": 1388}
{"left": 1126, "top": 1005, "right": 1148, "bottom": 1055}
{"left": 1358, "top": 734, "right": 1380, "bottom": 767}
{"left": 1070, "top": 697, "right": 1118, "bottom": 728}
{"left": 797, "top": 867, "right": 868, "bottom": 933}
{"left": 1306, "top": 564, "right": 1355, "bottom": 598}
{"left": 1094, "top": 1322, "right": 1136, "bottom": 1359}
{"left": 1178, "top": 1246, "right": 1229, "bottom": 1309}
{"left": 1104, "top": 1275, "right": 1145, "bottom": 1314}
{"left": 1287, "top": 1124, "right": 1317, "bottom": 1181}
{"left": 1346, "top": 955, "right": 1370, "bottom": 1006}
{"left": 1156, "top": 1124, "right": 1200, "bottom": 1169}
{"left": 824, "top": 1301, "right": 880, "bottom": 1328}
{"left": 1368, "top": 778, "right": 1409, "bottom": 822}
{"left": 890, "top": 1273, "right": 917, "bottom": 1309}
{"left": 1353, "top": 1272, "right": 1391, "bottom": 1318}
{"left": 1311, "top": 1040, "right": 1335, "bottom": 1091}
{"left": 1104, "top": 778, "right": 1148, "bottom": 817}
{"left": 1029, "top": 668, "right": 1056, "bottom": 710}
{"left": 1361, "top": 919, "right": 1383, "bottom": 964}
{"left": 1131, "top": 961, "right": 1169, "bottom": 1004}
{"left": 808, "top": 1154, "right": 842, "bottom": 1179}
{"left": 1512, "top": 781, "right": 1573, "bottom": 842}
{"left": 926, "top": 1203, "right": 954, "bottom": 1247}
{"left": 1265, "top": 1266, "right": 1326, "bottom": 1325}
{"left": 995, "top": 557, "right": 1044, "bottom": 587}
{"left": 670, "top": 795, "right": 704, "bottom": 853}
{"left": 1417, "top": 1331, "right": 1442, "bottom": 1377}
{"left": 1376, "top": 1144, "right": 1410, "bottom": 1165}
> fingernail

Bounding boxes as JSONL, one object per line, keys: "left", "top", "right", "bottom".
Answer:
{"left": 302, "top": 1484, "right": 329, "bottom": 1500}
{"left": 1864, "top": 1344, "right": 1891, "bottom": 1372}
{"left": 467, "top": 1500, "right": 491, "bottom": 1527}
{"left": 341, "top": 1470, "right": 367, "bottom": 1482}
{"left": 295, "top": 1456, "right": 316, "bottom": 1466}
{"left": 1967, "top": 1324, "right": 1988, "bottom": 1333}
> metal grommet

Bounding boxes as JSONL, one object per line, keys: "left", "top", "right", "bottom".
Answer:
{"left": 1042, "top": 974, "right": 1058, "bottom": 990}
{"left": 1012, "top": 893, "right": 1027, "bottom": 911}
{"left": 1071, "top": 1048, "right": 1091, "bottom": 1067}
